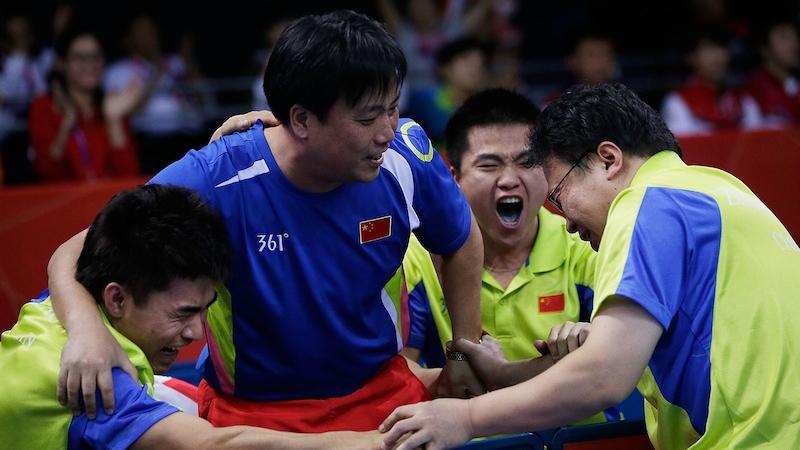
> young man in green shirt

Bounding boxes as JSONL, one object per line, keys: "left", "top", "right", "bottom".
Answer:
{"left": 0, "top": 185, "right": 381, "bottom": 449}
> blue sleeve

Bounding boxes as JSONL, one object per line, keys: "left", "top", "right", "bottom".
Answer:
{"left": 400, "top": 120, "right": 472, "bottom": 255}
{"left": 614, "top": 188, "right": 721, "bottom": 330}
{"left": 575, "top": 284, "right": 594, "bottom": 322}
{"left": 68, "top": 368, "right": 179, "bottom": 450}
{"left": 407, "top": 281, "right": 432, "bottom": 350}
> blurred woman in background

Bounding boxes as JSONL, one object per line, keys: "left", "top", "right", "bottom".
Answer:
{"left": 29, "top": 27, "right": 142, "bottom": 181}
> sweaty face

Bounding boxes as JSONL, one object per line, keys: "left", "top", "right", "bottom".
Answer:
{"left": 305, "top": 91, "right": 400, "bottom": 188}
{"left": 456, "top": 124, "right": 545, "bottom": 251}
{"left": 114, "top": 278, "right": 217, "bottom": 374}
{"left": 543, "top": 155, "right": 613, "bottom": 251}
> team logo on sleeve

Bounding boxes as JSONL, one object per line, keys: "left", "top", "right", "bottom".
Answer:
{"left": 359, "top": 216, "right": 392, "bottom": 244}
{"left": 538, "top": 293, "right": 565, "bottom": 313}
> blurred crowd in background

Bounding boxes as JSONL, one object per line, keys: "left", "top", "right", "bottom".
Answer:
{"left": 2, "top": 0, "right": 800, "bottom": 185}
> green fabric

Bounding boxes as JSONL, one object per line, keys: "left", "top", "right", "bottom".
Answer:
{"left": 0, "top": 298, "right": 155, "bottom": 449}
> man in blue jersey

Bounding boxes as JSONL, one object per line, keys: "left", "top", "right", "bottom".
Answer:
{"left": 0, "top": 184, "right": 385, "bottom": 449}
{"left": 380, "top": 83, "right": 800, "bottom": 450}
{"left": 46, "top": 10, "right": 484, "bottom": 432}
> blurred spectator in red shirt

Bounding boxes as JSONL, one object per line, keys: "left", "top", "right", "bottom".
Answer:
{"left": 746, "top": 17, "right": 800, "bottom": 126}
{"left": 29, "top": 27, "right": 141, "bottom": 181}
{"left": 662, "top": 23, "right": 763, "bottom": 136}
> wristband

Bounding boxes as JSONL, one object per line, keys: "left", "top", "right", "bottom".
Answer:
{"left": 445, "top": 341, "right": 468, "bottom": 361}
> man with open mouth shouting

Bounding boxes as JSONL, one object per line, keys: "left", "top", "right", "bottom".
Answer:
{"left": 399, "top": 88, "right": 618, "bottom": 424}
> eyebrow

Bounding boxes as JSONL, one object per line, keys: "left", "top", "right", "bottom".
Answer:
{"left": 513, "top": 150, "right": 531, "bottom": 162}
{"left": 358, "top": 94, "right": 401, "bottom": 115}
{"left": 175, "top": 295, "right": 217, "bottom": 315}
{"left": 472, "top": 153, "right": 504, "bottom": 164}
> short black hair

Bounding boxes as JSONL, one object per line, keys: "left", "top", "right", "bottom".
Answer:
{"left": 530, "top": 83, "right": 681, "bottom": 168}
{"left": 263, "top": 10, "right": 406, "bottom": 124}
{"left": 435, "top": 37, "right": 486, "bottom": 68}
{"left": 445, "top": 88, "right": 540, "bottom": 173}
{"left": 76, "top": 185, "right": 230, "bottom": 306}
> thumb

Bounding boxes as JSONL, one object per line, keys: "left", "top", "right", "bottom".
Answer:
{"left": 121, "top": 357, "right": 138, "bottom": 381}
{"left": 534, "top": 340, "right": 550, "bottom": 355}
{"left": 452, "top": 338, "right": 481, "bottom": 354}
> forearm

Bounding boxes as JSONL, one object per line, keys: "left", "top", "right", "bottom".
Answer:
{"left": 105, "top": 118, "right": 129, "bottom": 149}
{"left": 136, "top": 415, "right": 379, "bottom": 450}
{"left": 402, "top": 355, "right": 442, "bottom": 392}
{"left": 440, "top": 216, "right": 483, "bottom": 342}
{"left": 48, "top": 118, "right": 74, "bottom": 159}
{"left": 48, "top": 229, "right": 103, "bottom": 331}
{"left": 203, "top": 428, "right": 376, "bottom": 450}
{"left": 489, "top": 356, "right": 554, "bottom": 391}
{"left": 469, "top": 347, "right": 624, "bottom": 435}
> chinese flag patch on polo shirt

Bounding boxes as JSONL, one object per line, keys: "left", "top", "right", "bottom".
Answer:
{"left": 359, "top": 216, "right": 392, "bottom": 244}
{"left": 539, "top": 293, "right": 565, "bottom": 313}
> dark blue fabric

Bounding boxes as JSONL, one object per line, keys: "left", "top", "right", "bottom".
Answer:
{"left": 575, "top": 284, "right": 594, "bottom": 322}
{"left": 406, "top": 281, "right": 446, "bottom": 367}
{"left": 615, "top": 187, "right": 721, "bottom": 435}
{"left": 68, "top": 368, "right": 178, "bottom": 449}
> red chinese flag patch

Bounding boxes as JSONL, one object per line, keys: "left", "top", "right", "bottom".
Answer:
{"left": 538, "top": 293, "right": 565, "bottom": 313}
{"left": 359, "top": 216, "right": 392, "bottom": 244}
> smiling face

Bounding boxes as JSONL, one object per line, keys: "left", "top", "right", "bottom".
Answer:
{"left": 110, "top": 277, "right": 217, "bottom": 374}
{"left": 64, "top": 34, "right": 104, "bottom": 92}
{"left": 455, "top": 123, "right": 545, "bottom": 251}
{"left": 303, "top": 90, "right": 400, "bottom": 189}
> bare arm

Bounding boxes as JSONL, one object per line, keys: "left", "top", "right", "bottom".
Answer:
{"left": 381, "top": 297, "right": 663, "bottom": 449}
{"left": 439, "top": 214, "right": 482, "bottom": 344}
{"left": 402, "top": 355, "right": 442, "bottom": 392}
{"left": 452, "top": 336, "right": 554, "bottom": 391}
{"left": 48, "top": 230, "right": 137, "bottom": 418}
{"left": 132, "top": 412, "right": 383, "bottom": 450}
{"left": 469, "top": 298, "right": 661, "bottom": 433}
{"left": 434, "top": 215, "right": 484, "bottom": 398}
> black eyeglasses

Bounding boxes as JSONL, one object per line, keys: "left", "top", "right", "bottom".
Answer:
{"left": 546, "top": 152, "right": 591, "bottom": 213}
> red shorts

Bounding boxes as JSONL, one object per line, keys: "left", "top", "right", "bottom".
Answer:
{"left": 197, "top": 355, "right": 431, "bottom": 432}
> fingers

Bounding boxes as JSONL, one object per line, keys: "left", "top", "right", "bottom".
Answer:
{"left": 534, "top": 339, "right": 549, "bottom": 355}
{"left": 380, "top": 406, "right": 418, "bottom": 448}
{"left": 557, "top": 322, "right": 572, "bottom": 357}
{"left": 97, "top": 369, "right": 116, "bottom": 415}
{"left": 57, "top": 363, "right": 69, "bottom": 407}
{"left": 451, "top": 338, "right": 481, "bottom": 354}
{"left": 380, "top": 404, "right": 415, "bottom": 433}
{"left": 547, "top": 322, "right": 592, "bottom": 362}
{"left": 65, "top": 368, "right": 83, "bottom": 416}
{"left": 81, "top": 371, "right": 99, "bottom": 419}
{"left": 209, "top": 111, "right": 280, "bottom": 143}
{"left": 391, "top": 428, "right": 432, "bottom": 450}
{"left": 547, "top": 324, "right": 562, "bottom": 360}
{"left": 579, "top": 324, "right": 590, "bottom": 346}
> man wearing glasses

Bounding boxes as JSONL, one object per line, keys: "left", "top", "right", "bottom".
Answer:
{"left": 380, "top": 83, "right": 800, "bottom": 450}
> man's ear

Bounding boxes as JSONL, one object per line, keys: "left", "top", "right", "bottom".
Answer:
{"left": 288, "top": 105, "right": 311, "bottom": 139}
{"left": 102, "top": 282, "right": 130, "bottom": 319}
{"left": 596, "top": 141, "right": 624, "bottom": 180}
{"left": 450, "top": 165, "right": 460, "bottom": 183}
